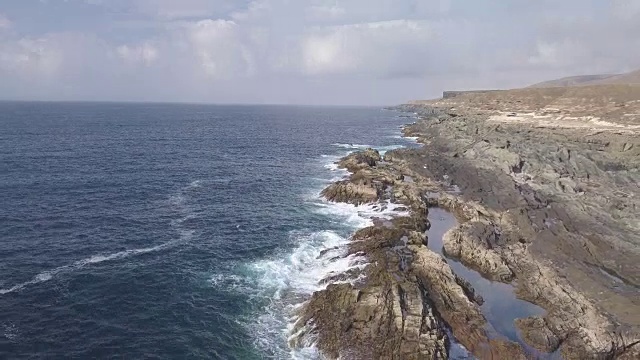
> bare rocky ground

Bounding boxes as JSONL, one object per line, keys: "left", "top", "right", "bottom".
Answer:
{"left": 291, "top": 84, "right": 640, "bottom": 359}
{"left": 291, "top": 150, "right": 530, "bottom": 359}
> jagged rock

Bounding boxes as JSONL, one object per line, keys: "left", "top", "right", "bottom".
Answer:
{"left": 350, "top": 225, "right": 406, "bottom": 252}
{"left": 321, "top": 180, "right": 379, "bottom": 205}
{"left": 454, "top": 274, "right": 484, "bottom": 305}
{"left": 293, "top": 150, "right": 486, "bottom": 359}
{"left": 397, "top": 100, "right": 640, "bottom": 357}
{"left": 515, "top": 316, "right": 560, "bottom": 353}
{"left": 293, "top": 107, "right": 640, "bottom": 359}
{"left": 292, "top": 219, "right": 450, "bottom": 359}
{"left": 410, "top": 245, "right": 527, "bottom": 359}
{"left": 338, "top": 148, "right": 382, "bottom": 172}
{"left": 292, "top": 279, "right": 448, "bottom": 360}
{"left": 407, "top": 231, "right": 427, "bottom": 246}
{"left": 390, "top": 214, "right": 429, "bottom": 233}
{"left": 442, "top": 224, "right": 515, "bottom": 282}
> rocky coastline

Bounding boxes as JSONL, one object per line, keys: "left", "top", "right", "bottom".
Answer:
{"left": 291, "top": 89, "right": 640, "bottom": 359}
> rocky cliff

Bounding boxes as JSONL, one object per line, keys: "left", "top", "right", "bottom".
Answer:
{"left": 291, "top": 84, "right": 640, "bottom": 359}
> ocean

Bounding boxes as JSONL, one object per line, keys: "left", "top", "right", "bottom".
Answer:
{"left": 0, "top": 102, "right": 418, "bottom": 359}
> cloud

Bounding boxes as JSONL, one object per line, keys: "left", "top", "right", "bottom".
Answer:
{"left": 0, "top": 32, "right": 120, "bottom": 101}
{"left": 0, "top": 36, "right": 64, "bottom": 77}
{"left": 0, "top": 0, "right": 638, "bottom": 104}
{"left": 185, "top": 19, "right": 255, "bottom": 77}
{"left": 612, "top": 0, "right": 640, "bottom": 20}
{"left": 306, "top": 4, "right": 346, "bottom": 22}
{"left": 299, "top": 0, "right": 451, "bottom": 24}
{"left": 299, "top": 20, "right": 432, "bottom": 77}
{"left": 131, "top": 0, "right": 248, "bottom": 19}
{"left": 0, "top": 13, "right": 11, "bottom": 30}
{"left": 522, "top": 4, "right": 640, "bottom": 76}
{"left": 527, "top": 40, "right": 582, "bottom": 68}
{"left": 116, "top": 42, "right": 159, "bottom": 66}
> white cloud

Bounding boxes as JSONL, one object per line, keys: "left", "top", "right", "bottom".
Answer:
{"left": 300, "top": 20, "right": 432, "bottom": 76}
{"left": 523, "top": 4, "right": 640, "bottom": 76}
{"left": 0, "top": 37, "right": 64, "bottom": 77}
{"left": 612, "top": 0, "right": 640, "bottom": 20}
{"left": 0, "top": 13, "right": 11, "bottom": 30}
{"left": 116, "top": 42, "right": 159, "bottom": 66}
{"left": 0, "top": 32, "right": 115, "bottom": 87}
{"left": 0, "top": 0, "right": 638, "bottom": 104}
{"left": 132, "top": 0, "right": 242, "bottom": 19}
{"left": 300, "top": 0, "right": 451, "bottom": 24}
{"left": 306, "top": 4, "right": 346, "bottom": 21}
{"left": 528, "top": 41, "right": 562, "bottom": 67}
{"left": 527, "top": 39, "right": 600, "bottom": 72}
{"left": 301, "top": 29, "right": 353, "bottom": 74}
{"left": 185, "top": 19, "right": 255, "bottom": 78}
{"left": 230, "top": 1, "right": 270, "bottom": 22}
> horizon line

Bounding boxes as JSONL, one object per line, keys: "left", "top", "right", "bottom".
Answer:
{"left": 0, "top": 98, "right": 402, "bottom": 108}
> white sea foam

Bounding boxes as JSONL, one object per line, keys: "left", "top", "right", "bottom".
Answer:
{"left": 169, "top": 194, "right": 186, "bottom": 206}
{"left": 321, "top": 142, "right": 405, "bottom": 175}
{"left": 324, "top": 162, "right": 339, "bottom": 171}
{"left": 242, "top": 140, "right": 414, "bottom": 357}
{"left": 376, "top": 144, "right": 405, "bottom": 155}
{"left": 331, "top": 143, "right": 370, "bottom": 149}
{"left": 251, "top": 230, "right": 363, "bottom": 296}
{"left": 243, "top": 229, "right": 367, "bottom": 359}
{"left": 3, "top": 323, "right": 18, "bottom": 342}
{"left": 170, "top": 214, "right": 197, "bottom": 227}
{"left": 312, "top": 198, "right": 410, "bottom": 228}
{"left": 209, "top": 273, "right": 249, "bottom": 293}
{"left": 0, "top": 233, "right": 193, "bottom": 296}
{"left": 320, "top": 154, "right": 350, "bottom": 178}
{"left": 331, "top": 143, "right": 405, "bottom": 155}
{"left": 1, "top": 180, "right": 199, "bottom": 296}
{"left": 244, "top": 188, "right": 410, "bottom": 358}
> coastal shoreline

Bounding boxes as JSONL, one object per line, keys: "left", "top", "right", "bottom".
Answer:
{"left": 290, "top": 93, "right": 640, "bottom": 359}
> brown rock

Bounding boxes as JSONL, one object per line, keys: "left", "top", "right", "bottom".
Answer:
{"left": 321, "top": 180, "right": 379, "bottom": 205}
{"left": 515, "top": 316, "right": 560, "bottom": 353}
{"left": 291, "top": 230, "right": 449, "bottom": 359}
{"left": 410, "top": 245, "right": 528, "bottom": 360}
{"left": 338, "top": 148, "right": 382, "bottom": 172}
{"left": 442, "top": 224, "right": 515, "bottom": 282}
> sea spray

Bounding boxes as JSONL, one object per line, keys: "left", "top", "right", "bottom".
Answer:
{"left": 0, "top": 104, "right": 422, "bottom": 359}
{"left": 242, "top": 143, "right": 414, "bottom": 358}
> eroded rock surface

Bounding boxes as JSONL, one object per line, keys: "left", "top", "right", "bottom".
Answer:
{"left": 292, "top": 149, "right": 529, "bottom": 359}
{"left": 293, "top": 85, "right": 640, "bottom": 359}
{"left": 395, "top": 86, "right": 640, "bottom": 358}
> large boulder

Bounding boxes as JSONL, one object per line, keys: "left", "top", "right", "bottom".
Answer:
{"left": 442, "top": 223, "right": 515, "bottom": 282}
{"left": 321, "top": 180, "right": 379, "bottom": 205}
{"left": 291, "top": 220, "right": 449, "bottom": 360}
{"left": 338, "top": 148, "right": 381, "bottom": 172}
{"left": 515, "top": 317, "right": 560, "bottom": 353}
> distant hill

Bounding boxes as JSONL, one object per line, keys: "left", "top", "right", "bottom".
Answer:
{"left": 589, "top": 69, "right": 640, "bottom": 85}
{"left": 529, "top": 69, "right": 640, "bottom": 88}
{"left": 528, "top": 74, "right": 618, "bottom": 88}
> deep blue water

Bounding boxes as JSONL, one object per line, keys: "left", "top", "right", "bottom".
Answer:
{"left": 0, "top": 102, "right": 416, "bottom": 359}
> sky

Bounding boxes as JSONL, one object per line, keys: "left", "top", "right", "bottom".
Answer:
{"left": 0, "top": 0, "right": 638, "bottom": 105}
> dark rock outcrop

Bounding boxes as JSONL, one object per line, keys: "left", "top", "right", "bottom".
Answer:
{"left": 292, "top": 149, "right": 532, "bottom": 359}
{"left": 397, "top": 94, "right": 640, "bottom": 358}
{"left": 293, "top": 84, "right": 640, "bottom": 358}
{"left": 321, "top": 180, "right": 379, "bottom": 205}
{"left": 338, "top": 148, "right": 382, "bottom": 172}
